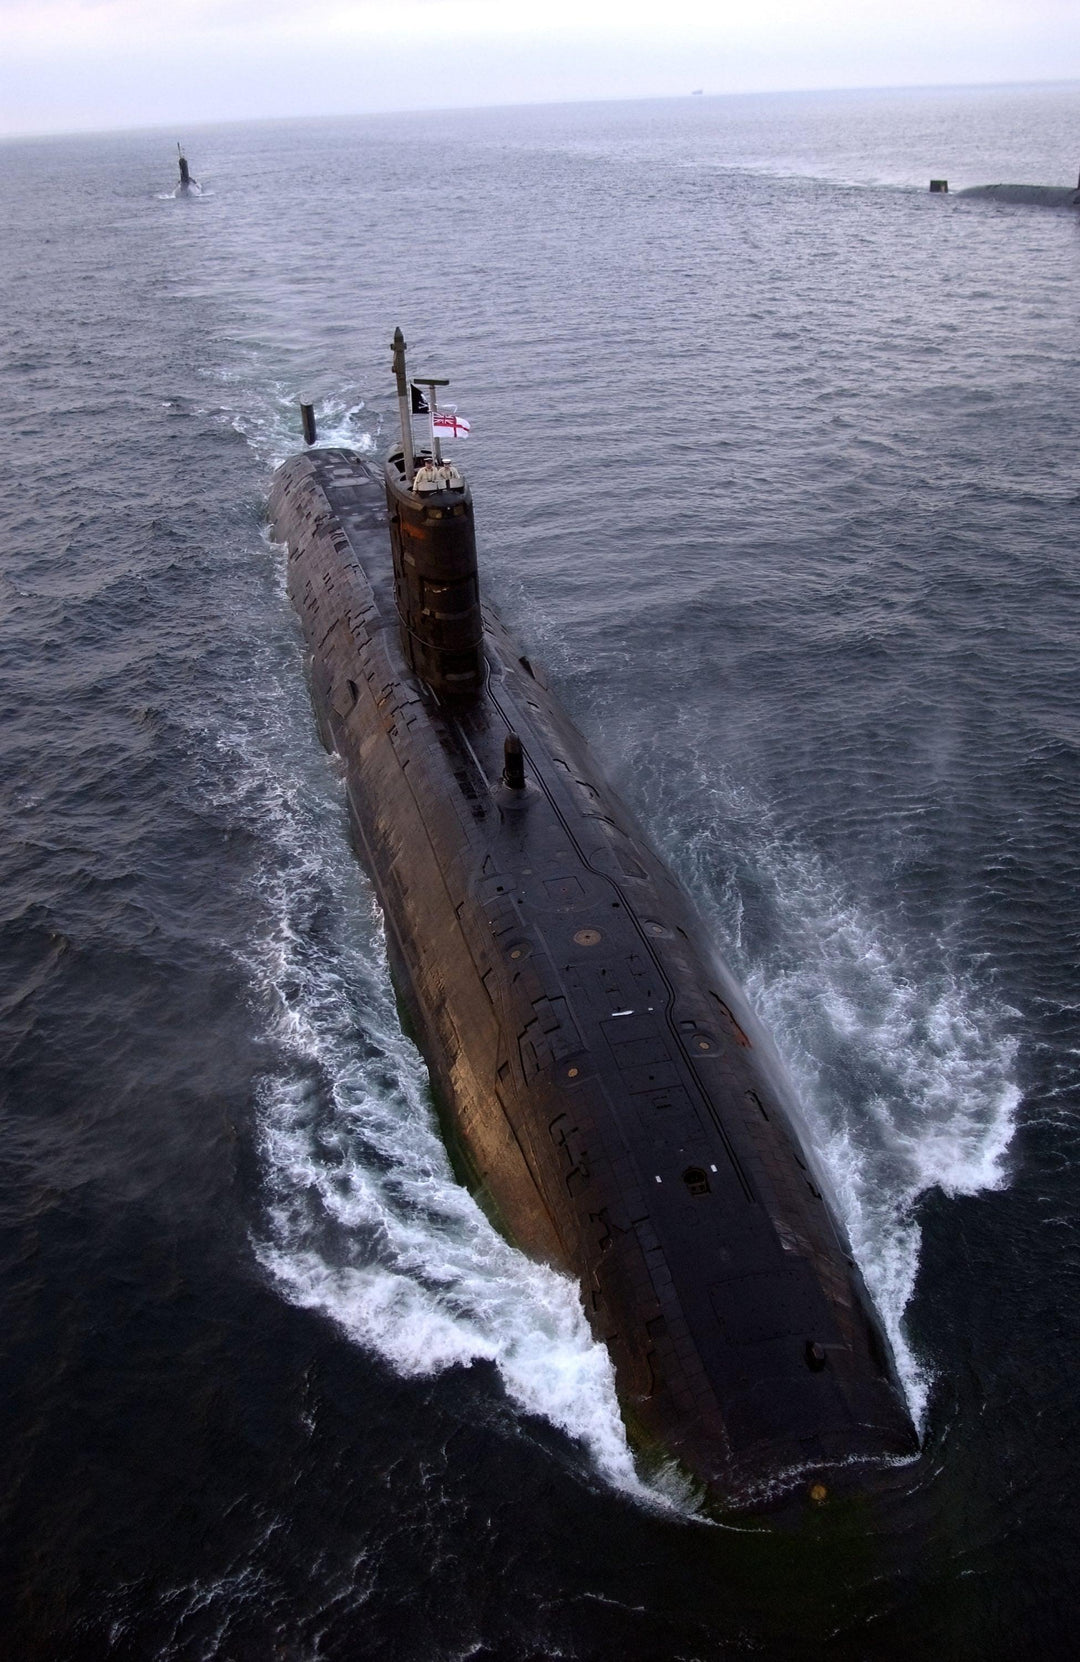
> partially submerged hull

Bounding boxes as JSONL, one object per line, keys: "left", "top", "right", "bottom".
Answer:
{"left": 958, "top": 183, "right": 1079, "bottom": 208}
{"left": 268, "top": 444, "right": 917, "bottom": 1503}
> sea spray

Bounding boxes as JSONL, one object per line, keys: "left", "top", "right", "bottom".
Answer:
{"left": 668, "top": 767, "right": 1020, "bottom": 1430}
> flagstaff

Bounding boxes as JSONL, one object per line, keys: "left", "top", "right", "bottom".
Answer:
{"left": 411, "top": 376, "right": 451, "bottom": 466}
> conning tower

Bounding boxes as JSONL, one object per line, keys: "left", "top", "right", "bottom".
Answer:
{"left": 384, "top": 328, "right": 484, "bottom": 704}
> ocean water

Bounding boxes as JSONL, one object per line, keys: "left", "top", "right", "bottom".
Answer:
{"left": 1, "top": 80, "right": 1078, "bottom": 1659}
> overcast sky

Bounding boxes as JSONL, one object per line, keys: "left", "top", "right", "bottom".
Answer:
{"left": 1, "top": 0, "right": 1077, "bottom": 139}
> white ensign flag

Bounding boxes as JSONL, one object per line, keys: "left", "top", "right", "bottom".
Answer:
{"left": 432, "top": 410, "right": 471, "bottom": 440}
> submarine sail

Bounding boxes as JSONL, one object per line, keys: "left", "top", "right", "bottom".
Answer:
{"left": 267, "top": 331, "right": 918, "bottom": 1503}
{"left": 175, "top": 143, "right": 199, "bottom": 196}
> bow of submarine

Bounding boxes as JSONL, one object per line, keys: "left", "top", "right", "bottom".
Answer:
{"left": 268, "top": 444, "right": 919, "bottom": 1504}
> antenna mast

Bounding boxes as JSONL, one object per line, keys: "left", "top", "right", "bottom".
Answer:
{"left": 391, "top": 327, "right": 415, "bottom": 482}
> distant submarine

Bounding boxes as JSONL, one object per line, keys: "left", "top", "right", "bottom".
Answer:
{"left": 175, "top": 143, "right": 199, "bottom": 196}
{"left": 268, "top": 331, "right": 918, "bottom": 1506}
{"left": 931, "top": 168, "right": 1080, "bottom": 207}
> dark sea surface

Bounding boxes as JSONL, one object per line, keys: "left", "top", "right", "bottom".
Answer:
{"left": 1, "top": 81, "right": 1079, "bottom": 1659}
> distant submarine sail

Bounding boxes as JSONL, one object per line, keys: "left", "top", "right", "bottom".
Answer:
{"left": 267, "top": 330, "right": 918, "bottom": 1505}
{"left": 176, "top": 143, "right": 198, "bottom": 195}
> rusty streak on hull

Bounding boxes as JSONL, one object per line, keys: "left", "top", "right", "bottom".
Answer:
{"left": 268, "top": 445, "right": 917, "bottom": 1504}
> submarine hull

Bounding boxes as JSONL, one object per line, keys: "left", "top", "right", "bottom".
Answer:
{"left": 269, "top": 446, "right": 917, "bottom": 1503}
{"left": 957, "top": 183, "right": 1079, "bottom": 208}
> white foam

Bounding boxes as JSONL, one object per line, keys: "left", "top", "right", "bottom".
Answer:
{"left": 203, "top": 659, "right": 691, "bottom": 1512}
{"left": 249, "top": 871, "right": 685, "bottom": 1510}
{"left": 675, "top": 784, "right": 1020, "bottom": 1430}
{"left": 206, "top": 369, "right": 381, "bottom": 473}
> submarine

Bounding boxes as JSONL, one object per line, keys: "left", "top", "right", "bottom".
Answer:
{"left": 175, "top": 143, "right": 199, "bottom": 196}
{"left": 933, "top": 168, "right": 1080, "bottom": 208}
{"left": 268, "top": 331, "right": 919, "bottom": 1505}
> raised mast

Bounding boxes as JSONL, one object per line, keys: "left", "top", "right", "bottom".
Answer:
{"left": 391, "top": 326, "right": 416, "bottom": 482}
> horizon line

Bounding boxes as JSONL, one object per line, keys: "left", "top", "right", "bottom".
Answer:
{"left": 3, "top": 74, "right": 1079, "bottom": 146}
